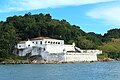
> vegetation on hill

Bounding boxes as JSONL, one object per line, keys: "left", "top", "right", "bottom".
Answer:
{"left": 98, "top": 39, "right": 120, "bottom": 53}
{"left": 104, "top": 29, "right": 120, "bottom": 39}
{"left": 97, "top": 39, "right": 120, "bottom": 60}
{"left": 0, "top": 13, "right": 120, "bottom": 60}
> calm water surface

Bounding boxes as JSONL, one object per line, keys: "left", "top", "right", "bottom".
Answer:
{"left": 0, "top": 61, "right": 120, "bottom": 80}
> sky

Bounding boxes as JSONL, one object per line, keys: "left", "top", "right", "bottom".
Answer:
{"left": 0, "top": 0, "right": 120, "bottom": 34}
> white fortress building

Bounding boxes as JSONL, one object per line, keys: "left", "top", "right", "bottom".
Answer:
{"left": 16, "top": 37, "right": 102, "bottom": 62}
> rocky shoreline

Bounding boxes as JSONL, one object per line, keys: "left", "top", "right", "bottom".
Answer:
{"left": 0, "top": 58, "right": 117, "bottom": 64}
{"left": 97, "top": 58, "right": 115, "bottom": 62}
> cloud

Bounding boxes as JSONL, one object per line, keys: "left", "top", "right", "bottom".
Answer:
{"left": 86, "top": 2, "right": 120, "bottom": 26}
{"left": 0, "top": 0, "right": 115, "bottom": 12}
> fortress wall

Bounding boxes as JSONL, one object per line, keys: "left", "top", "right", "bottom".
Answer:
{"left": 65, "top": 52, "right": 97, "bottom": 62}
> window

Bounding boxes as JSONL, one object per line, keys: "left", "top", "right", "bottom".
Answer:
{"left": 58, "top": 42, "right": 60, "bottom": 44}
{"left": 32, "top": 42, "right": 34, "bottom": 43}
{"left": 51, "top": 42, "right": 52, "bottom": 44}
{"left": 43, "top": 48, "right": 46, "bottom": 51}
{"left": 48, "top": 41, "right": 50, "bottom": 43}
{"left": 56, "top": 42, "right": 57, "bottom": 44}
{"left": 36, "top": 41, "right": 37, "bottom": 44}
{"left": 45, "top": 41, "right": 47, "bottom": 44}
{"left": 28, "top": 44, "right": 30, "bottom": 47}
{"left": 19, "top": 45, "right": 21, "bottom": 47}
{"left": 40, "top": 41, "right": 42, "bottom": 44}
{"left": 53, "top": 42, "right": 55, "bottom": 44}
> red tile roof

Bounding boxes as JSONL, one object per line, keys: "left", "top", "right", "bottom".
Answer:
{"left": 31, "top": 37, "right": 58, "bottom": 40}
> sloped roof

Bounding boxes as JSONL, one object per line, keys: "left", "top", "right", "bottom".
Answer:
{"left": 31, "top": 37, "right": 58, "bottom": 40}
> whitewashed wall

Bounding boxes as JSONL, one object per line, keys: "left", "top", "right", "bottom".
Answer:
{"left": 64, "top": 45, "right": 75, "bottom": 51}
{"left": 45, "top": 45, "right": 64, "bottom": 53}
{"left": 64, "top": 52, "right": 97, "bottom": 62}
{"left": 46, "top": 53, "right": 64, "bottom": 62}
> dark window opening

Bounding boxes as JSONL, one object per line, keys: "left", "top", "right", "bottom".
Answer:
{"left": 51, "top": 42, "right": 52, "bottom": 44}
{"left": 40, "top": 41, "right": 42, "bottom": 44}
{"left": 44, "top": 48, "right": 46, "bottom": 51}
{"left": 45, "top": 41, "right": 47, "bottom": 43}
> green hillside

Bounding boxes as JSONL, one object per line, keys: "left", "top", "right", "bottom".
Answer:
{"left": 98, "top": 39, "right": 120, "bottom": 53}
{"left": 0, "top": 13, "right": 120, "bottom": 57}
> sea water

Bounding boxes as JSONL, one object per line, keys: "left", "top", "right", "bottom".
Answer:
{"left": 0, "top": 61, "right": 120, "bottom": 80}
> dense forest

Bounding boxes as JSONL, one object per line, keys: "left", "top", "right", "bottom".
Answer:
{"left": 0, "top": 13, "right": 120, "bottom": 59}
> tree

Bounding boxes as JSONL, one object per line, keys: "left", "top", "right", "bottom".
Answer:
{"left": 76, "top": 36, "right": 94, "bottom": 49}
{"left": 0, "top": 23, "right": 19, "bottom": 54}
{"left": 104, "top": 29, "right": 120, "bottom": 39}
